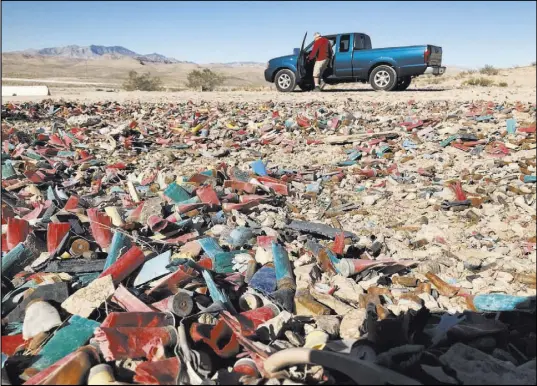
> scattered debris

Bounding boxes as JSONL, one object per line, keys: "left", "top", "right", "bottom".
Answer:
{"left": 1, "top": 98, "right": 535, "bottom": 384}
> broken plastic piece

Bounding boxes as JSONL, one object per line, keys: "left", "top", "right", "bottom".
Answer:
{"left": 133, "top": 357, "right": 181, "bottom": 385}
{"left": 99, "top": 245, "right": 145, "bottom": 285}
{"left": 6, "top": 218, "right": 30, "bottom": 251}
{"left": 25, "top": 315, "right": 100, "bottom": 373}
{"left": 87, "top": 208, "right": 113, "bottom": 249}
{"left": 47, "top": 222, "right": 71, "bottom": 253}
{"left": 133, "top": 250, "right": 172, "bottom": 287}
{"left": 94, "top": 325, "right": 177, "bottom": 361}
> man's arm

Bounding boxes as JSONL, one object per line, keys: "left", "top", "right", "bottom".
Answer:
{"left": 308, "top": 41, "right": 320, "bottom": 61}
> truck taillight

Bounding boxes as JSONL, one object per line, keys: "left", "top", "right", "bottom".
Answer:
{"left": 424, "top": 48, "right": 430, "bottom": 63}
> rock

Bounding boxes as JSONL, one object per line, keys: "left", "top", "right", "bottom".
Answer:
{"left": 464, "top": 257, "right": 482, "bottom": 271}
{"left": 420, "top": 365, "right": 458, "bottom": 384}
{"left": 440, "top": 343, "right": 536, "bottom": 385}
{"left": 362, "top": 195, "right": 378, "bottom": 206}
{"left": 67, "top": 115, "right": 101, "bottom": 127}
{"left": 340, "top": 309, "right": 366, "bottom": 340}
{"left": 314, "top": 315, "right": 341, "bottom": 337}
{"left": 496, "top": 271, "right": 514, "bottom": 283}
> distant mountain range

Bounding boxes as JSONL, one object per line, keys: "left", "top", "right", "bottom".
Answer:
{"left": 7, "top": 44, "right": 264, "bottom": 66}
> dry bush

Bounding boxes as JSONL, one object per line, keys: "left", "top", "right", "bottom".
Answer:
{"left": 498, "top": 82, "right": 508, "bottom": 87}
{"left": 186, "top": 69, "right": 225, "bottom": 91}
{"left": 123, "top": 71, "right": 162, "bottom": 91}
{"left": 463, "top": 77, "right": 495, "bottom": 87}
{"left": 479, "top": 65, "right": 499, "bottom": 76}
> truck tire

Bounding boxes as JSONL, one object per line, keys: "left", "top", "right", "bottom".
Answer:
{"left": 274, "top": 69, "right": 296, "bottom": 92}
{"left": 369, "top": 65, "right": 397, "bottom": 91}
{"left": 395, "top": 76, "right": 412, "bottom": 91}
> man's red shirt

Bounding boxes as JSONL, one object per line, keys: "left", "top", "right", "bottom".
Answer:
{"left": 308, "top": 37, "right": 330, "bottom": 61}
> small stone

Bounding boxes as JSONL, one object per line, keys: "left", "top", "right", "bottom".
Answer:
{"left": 340, "top": 309, "right": 366, "bottom": 339}
{"left": 362, "top": 195, "right": 378, "bottom": 206}
{"left": 314, "top": 315, "right": 341, "bottom": 337}
{"left": 440, "top": 343, "right": 535, "bottom": 385}
{"left": 496, "top": 271, "right": 514, "bottom": 283}
{"left": 464, "top": 257, "right": 482, "bottom": 271}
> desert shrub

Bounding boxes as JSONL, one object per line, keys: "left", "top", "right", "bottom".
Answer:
{"left": 479, "top": 65, "right": 499, "bottom": 75}
{"left": 498, "top": 82, "right": 508, "bottom": 87}
{"left": 463, "top": 77, "right": 494, "bottom": 87}
{"left": 123, "top": 71, "right": 162, "bottom": 91}
{"left": 186, "top": 69, "right": 225, "bottom": 91}
{"left": 532, "top": 62, "right": 536, "bottom": 67}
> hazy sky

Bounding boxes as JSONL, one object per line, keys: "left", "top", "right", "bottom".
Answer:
{"left": 2, "top": 1, "right": 536, "bottom": 67}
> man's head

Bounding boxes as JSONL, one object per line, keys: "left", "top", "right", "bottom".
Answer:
{"left": 314, "top": 32, "right": 321, "bottom": 40}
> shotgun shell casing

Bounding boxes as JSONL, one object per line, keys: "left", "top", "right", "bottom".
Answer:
{"left": 70, "top": 238, "right": 90, "bottom": 257}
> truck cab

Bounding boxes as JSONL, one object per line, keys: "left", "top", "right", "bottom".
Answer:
{"left": 265, "top": 32, "right": 446, "bottom": 92}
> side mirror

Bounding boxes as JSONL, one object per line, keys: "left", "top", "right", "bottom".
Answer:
{"left": 293, "top": 48, "right": 300, "bottom": 56}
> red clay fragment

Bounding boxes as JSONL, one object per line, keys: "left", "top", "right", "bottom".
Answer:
{"left": 24, "top": 170, "right": 46, "bottom": 183}
{"left": 257, "top": 235, "right": 277, "bottom": 249}
{"left": 190, "top": 306, "right": 278, "bottom": 359}
{"left": 222, "top": 201, "right": 260, "bottom": 212}
{"left": 239, "top": 194, "right": 266, "bottom": 203}
{"left": 332, "top": 232, "right": 346, "bottom": 255}
{"left": 110, "top": 285, "right": 158, "bottom": 313}
{"left": 190, "top": 319, "right": 240, "bottom": 358}
{"left": 99, "top": 246, "right": 145, "bottom": 285}
{"left": 147, "top": 215, "right": 169, "bottom": 232}
{"left": 7, "top": 217, "right": 30, "bottom": 251}
{"left": 22, "top": 203, "right": 45, "bottom": 222}
{"left": 94, "top": 326, "right": 177, "bottom": 361}
{"left": 258, "top": 180, "right": 288, "bottom": 195}
{"left": 87, "top": 208, "right": 113, "bottom": 248}
{"left": 63, "top": 195, "right": 79, "bottom": 211}
{"left": 133, "top": 357, "right": 181, "bottom": 385}
{"left": 196, "top": 185, "right": 221, "bottom": 205}
{"left": 47, "top": 222, "right": 71, "bottom": 253}
{"left": 162, "top": 231, "right": 199, "bottom": 244}
{"left": 1, "top": 334, "right": 26, "bottom": 356}
{"left": 223, "top": 180, "right": 257, "bottom": 194}
{"left": 146, "top": 266, "right": 196, "bottom": 297}
{"left": 23, "top": 345, "right": 100, "bottom": 386}
{"left": 176, "top": 203, "right": 206, "bottom": 214}
{"left": 449, "top": 181, "right": 467, "bottom": 201}
{"left": 101, "top": 312, "right": 173, "bottom": 328}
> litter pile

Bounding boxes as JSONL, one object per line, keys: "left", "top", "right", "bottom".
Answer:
{"left": 1, "top": 98, "right": 536, "bottom": 385}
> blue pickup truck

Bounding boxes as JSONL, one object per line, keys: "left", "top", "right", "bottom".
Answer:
{"left": 264, "top": 32, "right": 445, "bottom": 92}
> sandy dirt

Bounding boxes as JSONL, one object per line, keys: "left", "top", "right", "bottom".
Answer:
{"left": 2, "top": 83, "right": 535, "bottom": 105}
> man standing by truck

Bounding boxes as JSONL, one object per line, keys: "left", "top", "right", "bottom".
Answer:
{"left": 308, "top": 32, "right": 331, "bottom": 92}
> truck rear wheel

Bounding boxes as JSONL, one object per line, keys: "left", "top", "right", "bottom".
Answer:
{"left": 395, "top": 76, "right": 412, "bottom": 91}
{"left": 369, "top": 65, "right": 397, "bottom": 91}
{"left": 274, "top": 69, "right": 296, "bottom": 92}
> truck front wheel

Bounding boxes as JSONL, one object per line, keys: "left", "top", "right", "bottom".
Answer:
{"left": 395, "top": 76, "right": 412, "bottom": 91}
{"left": 275, "top": 69, "right": 296, "bottom": 92}
{"left": 369, "top": 65, "right": 397, "bottom": 91}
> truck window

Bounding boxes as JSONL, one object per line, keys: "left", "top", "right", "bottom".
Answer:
{"left": 339, "top": 34, "right": 350, "bottom": 53}
{"left": 354, "top": 34, "right": 372, "bottom": 51}
{"left": 354, "top": 34, "right": 364, "bottom": 50}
